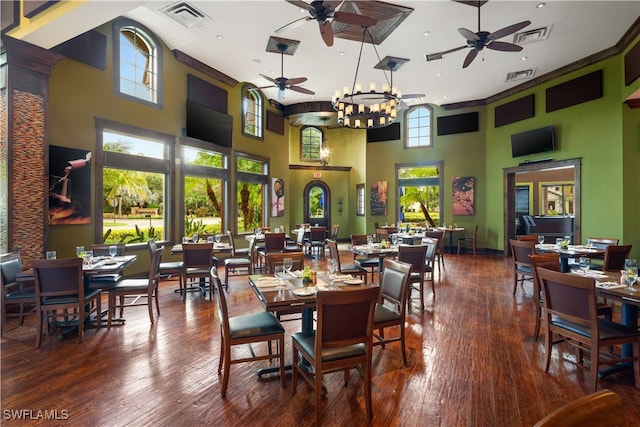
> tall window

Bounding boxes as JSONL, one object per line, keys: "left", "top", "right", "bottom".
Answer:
{"left": 236, "top": 153, "right": 268, "bottom": 233}
{"left": 182, "top": 142, "right": 229, "bottom": 238}
{"left": 96, "top": 119, "right": 173, "bottom": 245}
{"left": 300, "top": 126, "right": 322, "bottom": 161}
{"left": 242, "top": 85, "right": 263, "bottom": 138}
{"left": 356, "top": 184, "right": 365, "bottom": 216}
{"left": 397, "top": 163, "right": 442, "bottom": 227}
{"left": 405, "top": 105, "right": 433, "bottom": 148}
{"left": 114, "top": 19, "right": 162, "bottom": 106}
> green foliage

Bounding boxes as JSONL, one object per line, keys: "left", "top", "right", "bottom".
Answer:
{"left": 103, "top": 226, "right": 164, "bottom": 244}
{"left": 103, "top": 229, "right": 112, "bottom": 242}
{"left": 184, "top": 216, "right": 208, "bottom": 237}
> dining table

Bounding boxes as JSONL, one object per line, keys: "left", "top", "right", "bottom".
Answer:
{"left": 535, "top": 243, "right": 605, "bottom": 273}
{"left": 435, "top": 227, "right": 465, "bottom": 253}
{"left": 351, "top": 244, "right": 399, "bottom": 284}
{"left": 248, "top": 272, "right": 373, "bottom": 378}
{"left": 169, "top": 241, "right": 232, "bottom": 255}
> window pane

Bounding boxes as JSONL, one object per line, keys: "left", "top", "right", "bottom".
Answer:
{"left": 237, "top": 158, "right": 264, "bottom": 174}
{"left": 405, "top": 105, "right": 432, "bottom": 148}
{"left": 301, "top": 127, "right": 322, "bottom": 161}
{"left": 183, "top": 146, "right": 224, "bottom": 167}
{"left": 185, "top": 176, "right": 224, "bottom": 236}
{"left": 398, "top": 165, "right": 441, "bottom": 226}
{"left": 237, "top": 182, "right": 263, "bottom": 232}
{"left": 104, "top": 131, "right": 165, "bottom": 159}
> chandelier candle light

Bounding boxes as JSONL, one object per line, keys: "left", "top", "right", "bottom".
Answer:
{"left": 332, "top": 27, "right": 406, "bottom": 129}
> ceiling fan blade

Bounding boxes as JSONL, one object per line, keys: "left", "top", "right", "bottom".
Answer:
{"left": 286, "top": 77, "right": 308, "bottom": 85}
{"left": 425, "top": 45, "right": 467, "bottom": 61}
{"left": 333, "top": 11, "right": 377, "bottom": 27}
{"left": 285, "top": 0, "right": 313, "bottom": 10}
{"left": 489, "top": 20, "right": 531, "bottom": 40}
{"left": 289, "top": 85, "right": 315, "bottom": 95}
{"left": 487, "top": 41, "right": 523, "bottom": 52}
{"left": 462, "top": 49, "right": 479, "bottom": 68}
{"left": 458, "top": 28, "right": 479, "bottom": 42}
{"left": 259, "top": 74, "right": 276, "bottom": 83}
{"left": 275, "top": 16, "right": 310, "bottom": 34}
{"left": 323, "top": 0, "right": 343, "bottom": 9}
{"left": 319, "top": 21, "right": 334, "bottom": 46}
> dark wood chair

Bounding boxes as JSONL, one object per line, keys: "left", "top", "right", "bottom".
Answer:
{"left": 148, "top": 239, "right": 183, "bottom": 296}
{"left": 211, "top": 268, "right": 285, "bottom": 398}
{"left": 265, "top": 251, "right": 305, "bottom": 274}
{"left": 107, "top": 246, "right": 162, "bottom": 327}
{"left": 1, "top": 252, "right": 35, "bottom": 337}
{"left": 533, "top": 389, "right": 626, "bottom": 427}
{"left": 351, "top": 234, "right": 380, "bottom": 284}
{"left": 181, "top": 243, "right": 215, "bottom": 303}
{"left": 326, "top": 239, "right": 367, "bottom": 281}
{"left": 292, "top": 286, "right": 380, "bottom": 424}
{"left": 305, "top": 226, "right": 327, "bottom": 259}
{"left": 376, "top": 228, "right": 390, "bottom": 244}
{"left": 90, "top": 243, "right": 126, "bottom": 257}
{"left": 510, "top": 238, "right": 536, "bottom": 295}
{"left": 537, "top": 267, "right": 640, "bottom": 392}
{"left": 516, "top": 235, "right": 540, "bottom": 242}
{"left": 457, "top": 224, "right": 478, "bottom": 255}
{"left": 602, "top": 244, "right": 632, "bottom": 272}
{"left": 258, "top": 232, "right": 286, "bottom": 270}
{"left": 223, "top": 231, "right": 253, "bottom": 287}
{"left": 424, "top": 229, "right": 446, "bottom": 270}
{"left": 399, "top": 244, "right": 431, "bottom": 310}
{"left": 373, "top": 258, "right": 412, "bottom": 365}
{"left": 32, "top": 257, "right": 102, "bottom": 348}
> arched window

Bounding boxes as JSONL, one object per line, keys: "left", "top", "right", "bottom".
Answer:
{"left": 114, "top": 18, "right": 162, "bottom": 106}
{"left": 242, "top": 85, "right": 263, "bottom": 139}
{"left": 405, "top": 105, "right": 433, "bottom": 148}
{"left": 300, "top": 126, "right": 323, "bottom": 161}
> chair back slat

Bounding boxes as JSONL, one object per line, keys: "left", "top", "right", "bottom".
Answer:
{"left": 603, "top": 244, "right": 632, "bottom": 271}
{"left": 380, "top": 258, "right": 412, "bottom": 308}
{"left": 537, "top": 267, "right": 595, "bottom": 326}
{"left": 182, "top": 243, "right": 214, "bottom": 268}
{"left": 32, "top": 258, "right": 83, "bottom": 298}
{"left": 266, "top": 252, "right": 305, "bottom": 274}
{"left": 1, "top": 252, "right": 23, "bottom": 284}
{"left": 264, "top": 233, "right": 286, "bottom": 251}
{"left": 398, "top": 245, "right": 427, "bottom": 272}
{"left": 90, "top": 243, "right": 125, "bottom": 257}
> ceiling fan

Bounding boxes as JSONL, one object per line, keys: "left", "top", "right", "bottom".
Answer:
{"left": 256, "top": 42, "right": 315, "bottom": 101}
{"left": 425, "top": 1, "right": 531, "bottom": 68}
{"left": 276, "top": 0, "right": 377, "bottom": 47}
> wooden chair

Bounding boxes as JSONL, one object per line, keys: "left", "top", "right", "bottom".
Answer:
{"left": 330, "top": 224, "right": 340, "bottom": 241}
{"left": 516, "top": 235, "right": 540, "bottom": 242}
{"left": 223, "top": 231, "right": 253, "bottom": 287}
{"left": 424, "top": 229, "right": 446, "bottom": 270}
{"left": 90, "top": 243, "right": 125, "bottom": 257}
{"left": 351, "top": 234, "right": 380, "bottom": 284}
{"left": 31, "top": 257, "right": 102, "bottom": 348}
{"left": 291, "top": 286, "right": 380, "bottom": 424}
{"left": 181, "top": 243, "right": 215, "bottom": 303}
{"left": 602, "top": 244, "right": 632, "bottom": 272}
{"left": 211, "top": 268, "right": 285, "bottom": 398}
{"left": 265, "top": 252, "right": 305, "bottom": 274}
{"left": 510, "top": 239, "right": 536, "bottom": 295}
{"left": 373, "top": 258, "right": 412, "bottom": 365}
{"left": 533, "top": 389, "right": 626, "bottom": 427}
{"left": 305, "top": 226, "right": 327, "bottom": 259}
{"left": 326, "top": 239, "right": 367, "bottom": 281}
{"left": 376, "top": 228, "right": 390, "bottom": 244}
{"left": 1, "top": 252, "right": 35, "bottom": 337}
{"left": 148, "top": 239, "right": 183, "bottom": 296}
{"left": 457, "top": 224, "right": 478, "bottom": 255}
{"left": 107, "top": 246, "right": 162, "bottom": 327}
{"left": 258, "top": 232, "right": 286, "bottom": 271}
{"left": 537, "top": 267, "right": 640, "bottom": 392}
{"left": 398, "top": 244, "right": 430, "bottom": 310}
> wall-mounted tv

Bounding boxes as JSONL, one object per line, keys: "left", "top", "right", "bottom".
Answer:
{"left": 186, "top": 100, "right": 232, "bottom": 148}
{"left": 511, "top": 125, "right": 555, "bottom": 158}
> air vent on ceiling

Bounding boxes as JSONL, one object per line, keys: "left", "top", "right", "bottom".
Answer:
{"left": 161, "top": 2, "right": 210, "bottom": 28}
{"left": 506, "top": 69, "right": 536, "bottom": 82}
{"left": 512, "top": 25, "right": 552, "bottom": 45}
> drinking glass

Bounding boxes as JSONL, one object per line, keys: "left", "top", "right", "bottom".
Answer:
{"left": 283, "top": 257, "right": 293, "bottom": 276}
{"left": 578, "top": 257, "right": 590, "bottom": 275}
{"left": 327, "top": 259, "right": 338, "bottom": 289}
{"left": 75, "top": 245, "right": 85, "bottom": 258}
{"left": 207, "top": 236, "right": 214, "bottom": 243}
{"left": 625, "top": 259, "right": 638, "bottom": 284}
{"left": 46, "top": 251, "right": 57, "bottom": 260}
{"left": 192, "top": 234, "right": 198, "bottom": 243}
{"left": 367, "top": 235, "right": 374, "bottom": 246}
{"left": 215, "top": 234, "right": 221, "bottom": 244}
{"left": 555, "top": 238, "right": 563, "bottom": 247}
{"left": 390, "top": 234, "right": 398, "bottom": 247}
{"left": 108, "top": 245, "right": 117, "bottom": 258}
{"left": 274, "top": 265, "right": 285, "bottom": 290}
{"left": 537, "top": 235, "right": 545, "bottom": 245}
{"left": 83, "top": 250, "right": 93, "bottom": 266}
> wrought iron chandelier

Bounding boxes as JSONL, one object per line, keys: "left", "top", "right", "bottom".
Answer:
{"left": 332, "top": 27, "right": 406, "bottom": 129}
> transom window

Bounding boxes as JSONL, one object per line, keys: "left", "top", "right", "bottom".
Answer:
{"left": 405, "top": 105, "right": 433, "bottom": 148}
{"left": 114, "top": 19, "right": 162, "bottom": 106}
{"left": 242, "top": 85, "right": 263, "bottom": 139}
{"left": 300, "top": 126, "right": 322, "bottom": 161}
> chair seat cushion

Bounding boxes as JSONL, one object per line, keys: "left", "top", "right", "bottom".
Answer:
{"left": 88, "top": 273, "right": 122, "bottom": 284}
{"left": 551, "top": 316, "right": 640, "bottom": 340}
{"left": 159, "top": 261, "right": 183, "bottom": 272}
{"left": 229, "top": 311, "right": 284, "bottom": 338}
{"left": 284, "top": 245, "right": 303, "bottom": 252}
{"left": 355, "top": 258, "right": 379, "bottom": 269}
{"left": 42, "top": 288, "right": 101, "bottom": 305}
{"left": 185, "top": 267, "right": 210, "bottom": 275}
{"left": 516, "top": 265, "right": 532, "bottom": 274}
{"left": 6, "top": 287, "right": 35, "bottom": 299}
{"left": 110, "top": 278, "right": 149, "bottom": 292}
{"left": 292, "top": 330, "right": 365, "bottom": 362}
{"left": 374, "top": 304, "right": 401, "bottom": 324}
{"left": 224, "top": 258, "right": 250, "bottom": 267}
{"left": 339, "top": 263, "right": 366, "bottom": 274}
{"left": 234, "top": 248, "right": 250, "bottom": 256}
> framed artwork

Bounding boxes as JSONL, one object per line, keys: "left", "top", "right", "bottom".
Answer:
{"left": 48, "top": 145, "right": 92, "bottom": 225}
{"left": 271, "top": 177, "right": 284, "bottom": 217}
{"left": 452, "top": 176, "right": 474, "bottom": 216}
{"left": 370, "top": 181, "right": 388, "bottom": 216}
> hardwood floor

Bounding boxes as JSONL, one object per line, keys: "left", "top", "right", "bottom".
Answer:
{"left": 2, "top": 248, "right": 640, "bottom": 426}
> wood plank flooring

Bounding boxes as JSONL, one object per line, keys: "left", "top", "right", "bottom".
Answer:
{"left": 2, "top": 248, "right": 640, "bottom": 426}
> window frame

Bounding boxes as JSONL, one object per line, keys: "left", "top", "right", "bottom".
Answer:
{"left": 300, "top": 126, "right": 323, "bottom": 162}
{"left": 94, "top": 118, "right": 175, "bottom": 246}
{"left": 241, "top": 84, "right": 263, "bottom": 139}
{"left": 396, "top": 161, "right": 444, "bottom": 224}
{"left": 405, "top": 104, "right": 434, "bottom": 149}
{"left": 356, "top": 183, "right": 365, "bottom": 216}
{"left": 234, "top": 151, "right": 269, "bottom": 234}
{"left": 113, "top": 18, "right": 163, "bottom": 109}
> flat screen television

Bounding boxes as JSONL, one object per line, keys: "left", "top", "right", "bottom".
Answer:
{"left": 511, "top": 125, "right": 555, "bottom": 158}
{"left": 186, "top": 100, "right": 232, "bottom": 148}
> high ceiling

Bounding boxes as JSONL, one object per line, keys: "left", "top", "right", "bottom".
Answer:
{"left": 12, "top": 0, "right": 640, "bottom": 125}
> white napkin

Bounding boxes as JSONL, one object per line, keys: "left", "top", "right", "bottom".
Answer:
{"left": 596, "top": 281, "right": 626, "bottom": 290}
{"left": 334, "top": 274, "right": 354, "bottom": 281}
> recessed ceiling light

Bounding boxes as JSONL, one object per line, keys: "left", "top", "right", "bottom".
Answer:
{"left": 423, "top": 31, "right": 430, "bottom": 36}
{"left": 216, "top": 35, "right": 223, "bottom": 40}
{"left": 521, "top": 56, "right": 528, "bottom": 61}
{"left": 536, "top": 2, "right": 545, "bottom": 8}
{"left": 435, "top": 72, "right": 442, "bottom": 77}
{"left": 270, "top": 70, "right": 276, "bottom": 75}
{"left": 339, "top": 51, "right": 345, "bottom": 56}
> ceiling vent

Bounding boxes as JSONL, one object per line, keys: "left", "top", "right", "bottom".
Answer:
{"left": 161, "top": 2, "right": 210, "bottom": 29}
{"left": 512, "top": 25, "right": 553, "bottom": 45}
{"left": 506, "top": 69, "right": 536, "bottom": 82}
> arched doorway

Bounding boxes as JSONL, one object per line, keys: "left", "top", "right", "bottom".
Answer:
{"left": 304, "top": 181, "right": 330, "bottom": 228}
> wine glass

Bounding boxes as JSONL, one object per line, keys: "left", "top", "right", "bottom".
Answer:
{"left": 367, "top": 235, "right": 374, "bottom": 246}
{"left": 327, "top": 259, "right": 338, "bottom": 289}
{"left": 625, "top": 259, "right": 638, "bottom": 288}
{"left": 108, "top": 245, "right": 117, "bottom": 258}
{"left": 537, "top": 235, "right": 545, "bottom": 245}
{"left": 283, "top": 257, "right": 293, "bottom": 277}
{"left": 274, "top": 265, "right": 285, "bottom": 290}
{"left": 578, "top": 257, "right": 590, "bottom": 275}
{"left": 390, "top": 234, "right": 398, "bottom": 247}
{"left": 75, "top": 245, "right": 85, "bottom": 258}
{"left": 215, "top": 234, "right": 221, "bottom": 244}
{"left": 192, "top": 234, "right": 198, "bottom": 243}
